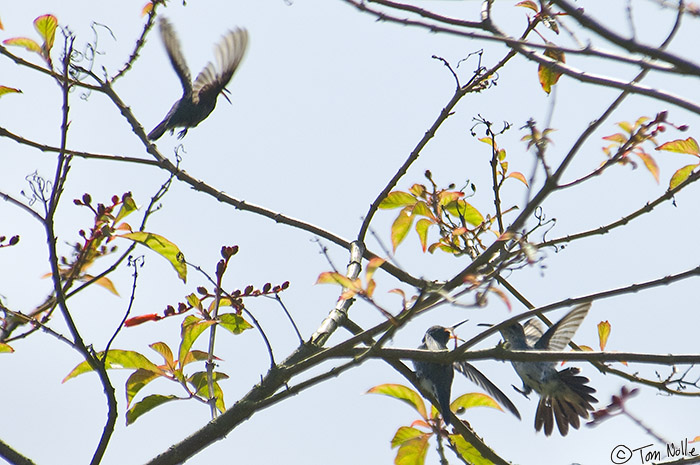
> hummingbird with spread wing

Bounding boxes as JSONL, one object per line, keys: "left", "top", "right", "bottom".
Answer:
{"left": 413, "top": 321, "right": 521, "bottom": 425}
{"left": 498, "top": 303, "right": 598, "bottom": 436}
{"left": 148, "top": 18, "right": 248, "bottom": 141}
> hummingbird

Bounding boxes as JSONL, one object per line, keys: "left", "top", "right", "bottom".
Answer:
{"left": 497, "top": 302, "right": 597, "bottom": 436}
{"left": 148, "top": 17, "right": 249, "bottom": 140}
{"left": 413, "top": 321, "right": 520, "bottom": 425}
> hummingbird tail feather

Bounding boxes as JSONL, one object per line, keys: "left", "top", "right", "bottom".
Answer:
{"left": 536, "top": 367, "right": 598, "bottom": 436}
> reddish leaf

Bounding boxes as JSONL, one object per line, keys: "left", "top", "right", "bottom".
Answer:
{"left": 124, "top": 313, "right": 162, "bottom": 327}
{"left": 635, "top": 150, "right": 659, "bottom": 183}
{"left": 507, "top": 171, "right": 529, "bottom": 187}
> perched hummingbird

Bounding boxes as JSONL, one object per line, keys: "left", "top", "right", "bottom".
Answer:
{"left": 497, "top": 303, "right": 597, "bottom": 436}
{"left": 413, "top": 321, "right": 520, "bottom": 425}
{"left": 148, "top": 18, "right": 249, "bottom": 140}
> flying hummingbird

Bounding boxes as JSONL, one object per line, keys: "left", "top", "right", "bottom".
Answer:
{"left": 148, "top": 18, "right": 249, "bottom": 140}
{"left": 413, "top": 321, "right": 520, "bottom": 425}
{"left": 497, "top": 303, "right": 597, "bottom": 436}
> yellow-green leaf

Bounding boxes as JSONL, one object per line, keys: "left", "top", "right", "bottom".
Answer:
{"left": 391, "top": 426, "right": 427, "bottom": 448}
{"left": 316, "top": 271, "right": 360, "bottom": 290}
{"left": 444, "top": 200, "right": 484, "bottom": 226}
{"left": 451, "top": 392, "right": 502, "bottom": 412}
{"left": 415, "top": 218, "right": 432, "bottom": 253}
{"left": 3, "top": 37, "right": 42, "bottom": 53}
{"left": 126, "top": 394, "right": 178, "bottom": 425}
{"left": 218, "top": 313, "right": 253, "bottom": 335}
{"left": 669, "top": 164, "right": 698, "bottom": 190}
{"left": 126, "top": 368, "right": 161, "bottom": 406}
{"left": 656, "top": 137, "right": 699, "bottom": 156}
{"left": 114, "top": 194, "right": 138, "bottom": 223}
{"left": 379, "top": 191, "right": 416, "bottom": 209}
{"left": 598, "top": 320, "right": 611, "bottom": 351}
{"left": 391, "top": 207, "right": 414, "bottom": 252}
{"left": 34, "top": 14, "right": 57, "bottom": 56}
{"left": 515, "top": 0, "right": 539, "bottom": 12}
{"left": 186, "top": 293, "right": 202, "bottom": 311}
{"left": 0, "top": 86, "right": 22, "bottom": 97}
{"left": 411, "top": 201, "right": 433, "bottom": 219}
{"left": 63, "top": 350, "right": 160, "bottom": 382}
{"left": 449, "top": 435, "right": 494, "bottom": 465}
{"left": 395, "top": 434, "right": 430, "bottom": 465}
{"left": 120, "top": 231, "right": 186, "bottom": 282}
{"left": 189, "top": 371, "right": 228, "bottom": 413}
{"left": 538, "top": 48, "right": 565, "bottom": 94}
{"left": 150, "top": 342, "right": 174, "bottom": 367}
{"left": 367, "top": 384, "right": 427, "bottom": 419}
{"left": 0, "top": 342, "right": 14, "bottom": 353}
{"left": 178, "top": 315, "right": 216, "bottom": 367}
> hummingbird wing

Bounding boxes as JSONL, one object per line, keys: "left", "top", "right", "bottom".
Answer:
{"left": 535, "top": 303, "right": 592, "bottom": 351}
{"left": 192, "top": 28, "right": 248, "bottom": 105}
{"left": 522, "top": 318, "right": 545, "bottom": 347}
{"left": 159, "top": 18, "right": 193, "bottom": 97}
{"left": 453, "top": 361, "right": 521, "bottom": 419}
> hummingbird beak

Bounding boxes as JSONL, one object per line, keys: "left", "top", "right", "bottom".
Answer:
{"left": 449, "top": 319, "right": 469, "bottom": 331}
{"left": 448, "top": 319, "right": 469, "bottom": 343}
{"left": 477, "top": 323, "right": 493, "bottom": 327}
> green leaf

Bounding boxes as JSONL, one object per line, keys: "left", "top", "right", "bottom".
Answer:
{"left": 367, "top": 384, "right": 427, "bottom": 419}
{"left": 391, "top": 426, "right": 427, "bottom": 448}
{"left": 120, "top": 231, "right": 187, "bottom": 283}
{"left": 178, "top": 315, "right": 216, "bottom": 368}
{"left": 395, "top": 435, "right": 430, "bottom": 465}
{"left": 379, "top": 191, "right": 417, "bottom": 209}
{"left": 444, "top": 200, "right": 484, "bottom": 226}
{"left": 449, "top": 435, "right": 495, "bottom": 465}
{"left": 181, "top": 349, "right": 213, "bottom": 367}
{"left": 451, "top": 392, "right": 502, "bottom": 412}
{"left": 391, "top": 207, "right": 414, "bottom": 252}
{"left": 63, "top": 350, "right": 160, "bottom": 382}
{"left": 126, "top": 394, "right": 179, "bottom": 425}
{"left": 189, "top": 371, "right": 229, "bottom": 413}
{"left": 218, "top": 313, "right": 253, "bottom": 335}
{"left": 126, "top": 368, "right": 162, "bottom": 406}
{"left": 669, "top": 163, "right": 698, "bottom": 190}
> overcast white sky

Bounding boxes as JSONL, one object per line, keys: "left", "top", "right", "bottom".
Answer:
{"left": 1, "top": 1, "right": 699, "bottom": 464}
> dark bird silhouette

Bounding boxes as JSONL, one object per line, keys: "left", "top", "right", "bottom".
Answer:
{"left": 498, "top": 303, "right": 597, "bottom": 436}
{"left": 148, "top": 18, "right": 248, "bottom": 141}
{"left": 413, "top": 322, "right": 520, "bottom": 425}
